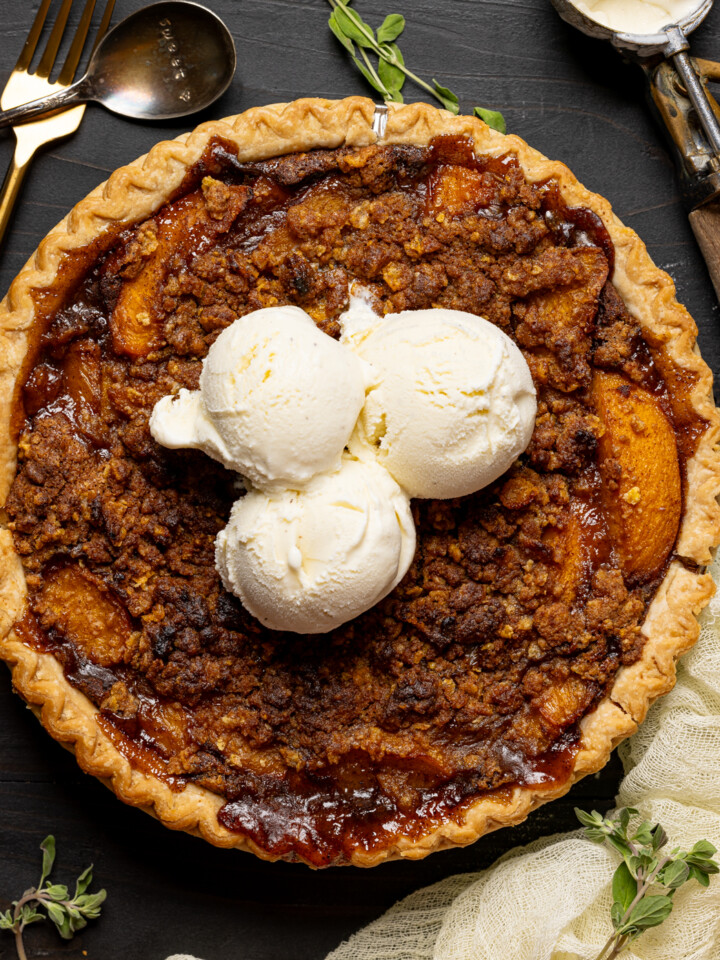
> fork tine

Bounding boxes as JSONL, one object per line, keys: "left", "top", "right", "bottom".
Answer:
{"left": 57, "top": 0, "right": 96, "bottom": 86}
{"left": 14, "top": 0, "right": 53, "bottom": 73}
{"left": 36, "top": 0, "right": 74, "bottom": 80}
{"left": 90, "top": 0, "right": 115, "bottom": 58}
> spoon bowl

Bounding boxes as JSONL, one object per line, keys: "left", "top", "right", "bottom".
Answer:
{"left": 0, "top": 1, "right": 237, "bottom": 128}
{"left": 87, "top": 1, "right": 237, "bottom": 120}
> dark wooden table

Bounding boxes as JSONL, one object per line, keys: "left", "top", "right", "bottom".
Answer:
{"left": 2, "top": 1, "right": 720, "bottom": 958}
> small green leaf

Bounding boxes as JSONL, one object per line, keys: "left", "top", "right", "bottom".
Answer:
{"left": 687, "top": 855, "right": 719, "bottom": 875}
{"left": 652, "top": 824, "right": 669, "bottom": 851}
{"left": 617, "top": 808, "right": 631, "bottom": 836}
{"left": 690, "top": 840, "right": 718, "bottom": 860}
{"left": 45, "top": 884, "right": 69, "bottom": 901}
{"left": 19, "top": 905, "right": 43, "bottom": 927}
{"left": 378, "top": 67, "right": 405, "bottom": 103}
{"left": 610, "top": 901, "right": 625, "bottom": 931}
{"left": 583, "top": 828, "right": 608, "bottom": 844}
{"left": 612, "top": 862, "right": 637, "bottom": 912}
{"left": 39, "top": 836, "right": 56, "bottom": 885}
{"left": 378, "top": 43, "right": 405, "bottom": 96}
{"left": 377, "top": 13, "right": 405, "bottom": 43}
{"left": 473, "top": 106, "right": 506, "bottom": 134}
{"left": 71, "top": 915, "right": 89, "bottom": 934}
{"left": 328, "top": 12, "right": 355, "bottom": 53}
{"left": 351, "top": 55, "right": 389, "bottom": 97}
{"left": 56, "top": 914, "right": 74, "bottom": 940}
{"left": 46, "top": 902, "right": 66, "bottom": 928}
{"left": 689, "top": 865, "right": 711, "bottom": 887}
{"left": 633, "top": 821, "right": 655, "bottom": 846}
{"left": 575, "top": 808, "right": 604, "bottom": 828}
{"left": 0, "top": 910, "right": 15, "bottom": 930}
{"left": 79, "top": 891, "right": 106, "bottom": 919}
{"left": 334, "top": 4, "right": 375, "bottom": 48}
{"left": 606, "top": 834, "right": 633, "bottom": 863}
{"left": 432, "top": 79, "right": 459, "bottom": 114}
{"left": 622, "top": 895, "right": 673, "bottom": 933}
{"left": 74, "top": 865, "right": 94, "bottom": 898}
{"left": 659, "top": 859, "right": 690, "bottom": 889}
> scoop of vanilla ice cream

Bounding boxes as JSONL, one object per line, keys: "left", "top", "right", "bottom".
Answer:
{"left": 342, "top": 307, "right": 536, "bottom": 499}
{"left": 149, "top": 305, "right": 367, "bottom": 489}
{"left": 215, "top": 456, "right": 416, "bottom": 634}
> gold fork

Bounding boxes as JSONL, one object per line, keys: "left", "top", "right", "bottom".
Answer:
{"left": 0, "top": 0, "right": 115, "bottom": 247}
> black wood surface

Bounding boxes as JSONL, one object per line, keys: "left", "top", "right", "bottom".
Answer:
{"left": 1, "top": 2, "right": 719, "bottom": 958}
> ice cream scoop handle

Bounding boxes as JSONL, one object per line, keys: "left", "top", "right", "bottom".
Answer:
{"left": 689, "top": 202, "right": 720, "bottom": 302}
{"left": 664, "top": 26, "right": 720, "bottom": 158}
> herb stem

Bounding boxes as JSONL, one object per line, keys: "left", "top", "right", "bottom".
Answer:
{"left": 10, "top": 893, "right": 35, "bottom": 960}
{"left": 380, "top": 49, "right": 437, "bottom": 98}
{"left": 358, "top": 45, "right": 389, "bottom": 97}
{"left": 13, "top": 927, "right": 27, "bottom": 960}
{"left": 604, "top": 934, "right": 629, "bottom": 960}
{"left": 594, "top": 928, "right": 620, "bottom": 960}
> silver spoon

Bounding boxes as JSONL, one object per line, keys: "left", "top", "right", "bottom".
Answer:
{"left": 0, "top": 0, "right": 236, "bottom": 128}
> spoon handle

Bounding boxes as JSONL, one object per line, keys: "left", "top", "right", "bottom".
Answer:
{"left": 0, "top": 80, "right": 87, "bottom": 129}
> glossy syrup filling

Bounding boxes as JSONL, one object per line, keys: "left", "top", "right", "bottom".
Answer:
{"left": 6, "top": 135, "right": 706, "bottom": 865}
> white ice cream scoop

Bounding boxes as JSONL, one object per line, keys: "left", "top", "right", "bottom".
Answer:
{"left": 215, "top": 456, "right": 416, "bottom": 634}
{"left": 342, "top": 307, "right": 537, "bottom": 500}
{"left": 149, "top": 305, "right": 367, "bottom": 490}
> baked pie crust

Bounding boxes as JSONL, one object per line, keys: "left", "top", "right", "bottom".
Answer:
{"left": 1, "top": 97, "right": 719, "bottom": 867}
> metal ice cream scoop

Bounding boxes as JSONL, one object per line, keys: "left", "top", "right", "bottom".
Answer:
{"left": 552, "top": 0, "right": 720, "bottom": 298}
{"left": 0, "top": 1, "right": 236, "bottom": 126}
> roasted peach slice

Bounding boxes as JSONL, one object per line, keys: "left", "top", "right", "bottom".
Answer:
{"left": 111, "top": 181, "right": 250, "bottom": 358}
{"left": 426, "top": 164, "right": 493, "bottom": 217}
{"left": 538, "top": 676, "right": 592, "bottom": 727}
{"left": 546, "top": 507, "right": 585, "bottom": 605}
{"left": 514, "top": 248, "right": 609, "bottom": 392}
{"left": 111, "top": 192, "right": 206, "bottom": 358}
{"left": 38, "top": 565, "right": 131, "bottom": 667}
{"left": 592, "top": 371, "right": 681, "bottom": 581}
{"left": 63, "top": 338, "right": 101, "bottom": 413}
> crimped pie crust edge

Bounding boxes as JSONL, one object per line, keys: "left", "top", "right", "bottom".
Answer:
{"left": 0, "top": 96, "right": 718, "bottom": 867}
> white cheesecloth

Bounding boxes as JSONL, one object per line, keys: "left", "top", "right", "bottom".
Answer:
{"left": 167, "top": 560, "right": 720, "bottom": 960}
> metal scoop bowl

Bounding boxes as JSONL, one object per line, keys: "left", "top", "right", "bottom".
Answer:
{"left": 552, "top": 0, "right": 714, "bottom": 54}
{"left": 551, "top": 0, "right": 720, "bottom": 297}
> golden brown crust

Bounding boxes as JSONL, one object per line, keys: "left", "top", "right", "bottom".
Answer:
{"left": 1, "top": 97, "right": 719, "bottom": 867}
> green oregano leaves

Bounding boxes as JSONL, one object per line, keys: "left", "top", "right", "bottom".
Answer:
{"left": 326, "top": 0, "right": 506, "bottom": 132}
{"left": 576, "top": 807, "right": 719, "bottom": 960}
{"left": 1, "top": 836, "right": 106, "bottom": 960}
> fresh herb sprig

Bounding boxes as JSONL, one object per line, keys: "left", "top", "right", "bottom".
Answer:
{"left": 0, "top": 836, "right": 106, "bottom": 960}
{"left": 576, "top": 807, "right": 719, "bottom": 960}
{"left": 326, "top": 0, "right": 506, "bottom": 133}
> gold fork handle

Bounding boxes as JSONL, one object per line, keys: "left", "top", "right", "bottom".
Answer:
{"left": 0, "top": 78, "right": 87, "bottom": 129}
{"left": 0, "top": 150, "right": 33, "bottom": 248}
